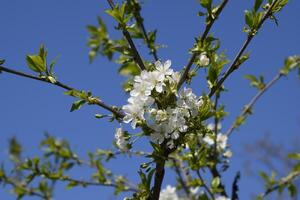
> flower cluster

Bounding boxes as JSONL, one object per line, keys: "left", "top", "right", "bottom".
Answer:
{"left": 159, "top": 185, "right": 199, "bottom": 200}
{"left": 201, "top": 123, "right": 232, "bottom": 158}
{"left": 121, "top": 60, "right": 204, "bottom": 148}
{"left": 158, "top": 185, "right": 230, "bottom": 200}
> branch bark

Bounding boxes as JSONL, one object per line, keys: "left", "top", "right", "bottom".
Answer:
{"left": 0, "top": 66, "right": 124, "bottom": 119}
{"left": 130, "top": 0, "right": 159, "bottom": 61}
{"left": 225, "top": 73, "right": 282, "bottom": 137}
{"left": 208, "top": 0, "right": 279, "bottom": 98}
{"left": 259, "top": 171, "right": 300, "bottom": 199}
{"left": 107, "top": 0, "right": 147, "bottom": 70}
{"left": 177, "top": 0, "right": 229, "bottom": 90}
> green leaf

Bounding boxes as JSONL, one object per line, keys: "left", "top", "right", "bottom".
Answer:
{"left": 288, "top": 183, "right": 297, "bottom": 197}
{"left": 272, "top": 0, "right": 289, "bottom": 13}
{"left": 234, "top": 115, "right": 246, "bottom": 127}
{"left": 70, "top": 100, "right": 86, "bottom": 112}
{"left": 66, "top": 181, "right": 79, "bottom": 189}
{"left": 280, "top": 55, "right": 300, "bottom": 75}
{"left": 211, "top": 177, "right": 220, "bottom": 188}
{"left": 288, "top": 153, "right": 300, "bottom": 160}
{"left": 122, "top": 79, "right": 134, "bottom": 92}
{"left": 292, "top": 163, "right": 300, "bottom": 172}
{"left": 256, "top": 196, "right": 263, "bottom": 200}
{"left": 49, "top": 56, "right": 59, "bottom": 74}
{"left": 38, "top": 44, "right": 47, "bottom": 64}
{"left": 118, "top": 63, "right": 141, "bottom": 76}
{"left": 198, "top": 11, "right": 206, "bottom": 17}
{"left": 245, "top": 10, "right": 253, "bottom": 28}
{"left": 0, "top": 59, "right": 5, "bottom": 65}
{"left": 199, "top": 0, "right": 212, "bottom": 11}
{"left": 254, "top": 0, "right": 264, "bottom": 11}
{"left": 244, "top": 74, "right": 258, "bottom": 83}
{"left": 26, "top": 55, "right": 46, "bottom": 72}
{"left": 0, "top": 168, "right": 4, "bottom": 179}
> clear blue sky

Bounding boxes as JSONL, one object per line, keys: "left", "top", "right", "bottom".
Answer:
{"left": 0, "top": 0, "right": 300, "bottom": 199}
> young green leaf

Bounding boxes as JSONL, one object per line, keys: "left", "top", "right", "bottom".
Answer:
{"left": 70, "top": 100, "right": 86, "bottom": 112}
{"left": 26, "top": 55, "right": 46, "bottom": 73}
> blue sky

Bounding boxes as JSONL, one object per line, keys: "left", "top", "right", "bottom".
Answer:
{"left": 0, "top": 0, "right": 300, "bottom": 199}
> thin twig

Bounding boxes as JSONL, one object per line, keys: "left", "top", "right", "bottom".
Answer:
{"left": 177, "top": 0, "right": 229, "bottom": 89}
{"left": 130, "top": 0, "right": 159, "bottom": 61}
{"left": 196, "top": 169, "right": 215, "bottom": 200}
{"left": 58, "top": 175, "right": 138, "bottom": 192}
{"left": 210, "top": 166, "right": 228, "bottom": 197}
{"left": 208, "top": 0, "right": 279, "bottom": 97}
{"left": 213, "top": 92, "right": 220, "bottom": 156}
{"left": 0, "top": 66, "right": 124, "bottom": 119}
{"left": 107, "top": 0, "right": 146, "bottom": 70}
{"left": 171, "top": 159, "right": 191, "bottom": 198}
{"left": 225, "top": 73, "right": 282, "bottom": 137}
{"left": 1, "top": 176, "right": 48, "bottom": 199}
{"left": 259, "top": 171, "right": 300, "bottom": 199}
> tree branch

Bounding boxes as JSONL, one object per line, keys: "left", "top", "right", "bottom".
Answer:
{"left": 225, "top": 73, "right": 282, "bottom": 137}
{"left": 208, "top": 0, "right": 279, "bottom": 98}
{"left": 259, "top": 171, "right": 300, "bottom": 199}
{"left": 177, "top": 0, "right": 229, "bottom": 89}
{"left": 149, "top": 147, "right": 175, "bottom": 200}
{"left": 1, "top": 175, "right": 49, "bottom": 199}
{"left": 107, "top": 0, "right": 146, "bottom": 70}
{"left": 196, "top": 169, "right": 215, "bottom": 200}
{"left": 57, "top": 175, "right": 138, "bottom": 192}
{"left": 213, "top": 92, "right": 220, "bottom": 156}
{"left": 210, "top": 166, "right": 228, "bottom": 197}
{"left": 171, "top": 158, "right": 191, "bottom": 198}
{"left": 130, "top": 0, "right": 159, "bottom": 61}
{"left": 0, "top": 65, "right": 124, "bottom": 119}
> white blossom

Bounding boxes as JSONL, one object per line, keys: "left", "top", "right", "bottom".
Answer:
{"left": 215, "top": 196, "right": 230, "bottom": 200}
{"left": 199, "top": 53, "right": 210, "bottom": 66}
{"left": 155, "top": 60, "right": 174, "bottom": 77}
{"left": 159, "top": 185, "right": 179, "bottom": 200}
{"left": 155, "top": 109, "right": 168, "bottom": 122}
{"left": 207, "top": 123, "right": 222, "bottom": 131}
{"left": 223, "top": 150, "right": 233, "bottom": 158}
{"left": 178, "top": 88, "right": 202, "bottom": 117}
{"left": 123, "top": 105, "right": 142, "bottom": 128}
{"left": 114, "top": 128, "right": 129, "bottom": 151}
{"left": 203, "top": 133, "right": 228, "bottom": 151}
{"left": 217, "top": 134, "right": 228, "bottom": 150}
{"left": 146, "top": 71, "right": 165, "bottom": 93}
{"left": 150, "top": 123, "right": 170, "bottom": 144}
{"left": 168, "top": 71, "right": 181, "bottom": 85}
{"left": 130, "top": 81, "right": 152, "bottom": 100}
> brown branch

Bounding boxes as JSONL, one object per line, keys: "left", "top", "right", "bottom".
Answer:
{"left": 213, "top": 92, "right": 220, "bottom": 156}
{"left": 177, "top": 0, "right": 229, "bottom": 89}
{"left": 148, "top": 147, "right": 175, "bottom": 200}
{"left": 57, "top": 175, "right": 138, "bottom": 192}
{"left": 151, "top": 159, "right": 166, "bottom": 200}
{"left": 210, "top": 166, "right": 228, "bottom": 197}
{"left": 130, "top": 0, "right": 159, "bottom": 61}
{"left": 1, "top": 175, "right": 49, "bottom": 199}
{"left": 107, "top": 0, "right": 146, "bottom": 70}
{"left": 225, "top": 73, "right": 282, "bottom": 137}
{"left": 208, "top": 0, "right": 279, "bottom": 97}
{"left": 196, "top": 169, "right": 215, "bottom": 199}
{"left": 171, "top": 159, "right": 191, "bottom": 198}
{"left": 0, "top": 66, "right": 124, "bottom": 119}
